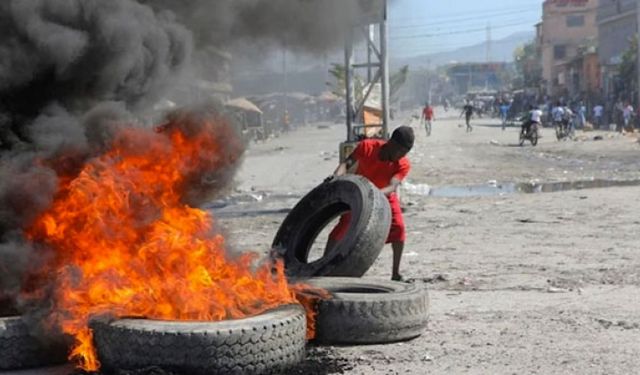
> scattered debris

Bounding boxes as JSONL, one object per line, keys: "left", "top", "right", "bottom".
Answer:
{"left": 517, "top": 218, "right": 536, "bottom": 224}
{"left": 595, "top": 319, "right": 640, "bottom": 330}
{"left": 546, "top": 286, "right": 570, "bottom": 294}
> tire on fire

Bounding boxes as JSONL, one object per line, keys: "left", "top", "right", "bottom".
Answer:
{"left": 301, "top": 278, "right": 429, "bottom": 344}
{"left": 272, "top": 176, "right": 391, "bottom": 277}
{"left": 0, "top": 316, "right": 67, "bottom": 370}
{"left": 92, "top": 305, "right": 306, "bottom": 375}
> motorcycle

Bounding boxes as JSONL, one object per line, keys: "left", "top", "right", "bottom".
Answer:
{"left": 519, "top": 121, "right": 539, "bottom": 147}
{"left": 555, "top": 117, "right": 575, "bottom": 141}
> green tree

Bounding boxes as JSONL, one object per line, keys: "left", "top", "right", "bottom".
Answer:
{"left": 514, "top": 41, "right": 542, "bottom": 89}
{"left": 390, "top": 65, "right": 409, "bottom": 100}
{"left": 327, "top": 64, "right": 409, "bottom": 102}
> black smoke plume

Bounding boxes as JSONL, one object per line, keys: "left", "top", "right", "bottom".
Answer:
{"left": 0, "top": 0, "right": 191, "bottom": 312}
{"left": 141, "top": 0, "right": 376, "bottom": 53}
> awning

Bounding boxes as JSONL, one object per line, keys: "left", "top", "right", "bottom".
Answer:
{"left": 225, "top": 98, "right": 263, "bottom": 114}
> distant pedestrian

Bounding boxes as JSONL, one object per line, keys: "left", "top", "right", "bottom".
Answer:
{"left": 578, "top": 102, "right": 586, "bottom": 128}
{"left": 460, "top": 101, "right": 474, "bottom": 132}
{"left": 592, "top": 104, "right": 604, "bottom": 129}
{"left": 622, "top": 102, "right": 634, "bottom": 132}
{"left": 421, "top": 102, "right": 435, "bottom": 136}
{"left": 499, "top": 101, "right": 511, "bottom": 130}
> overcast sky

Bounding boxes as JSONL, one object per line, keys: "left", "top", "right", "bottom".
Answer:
{"left": 388, "top": 0, "right": 545, "bottom": 58}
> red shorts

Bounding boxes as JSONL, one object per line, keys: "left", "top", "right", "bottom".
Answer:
{"left": 328, "top": 193, "right": 405, "bottom": 244}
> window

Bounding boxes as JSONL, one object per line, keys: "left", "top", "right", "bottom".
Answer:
{"left": 566, "top": 15, "right": 585, "bottom": 27}
{"left": 554, "top": 45, "right": 567, "bottom": 60}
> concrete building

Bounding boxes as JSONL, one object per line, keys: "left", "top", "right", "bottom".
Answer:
{"left": 539, "top": 0, "right": 598, "bottom": 97}
{"left": 564, "top": 42, "right": 601, "bottom": 98}
{"left": 597, "top": 0, "right": 638, "bottom": 101}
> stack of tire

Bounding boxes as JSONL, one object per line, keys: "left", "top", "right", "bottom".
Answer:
{"left": 272, "top": 176, "right": 430, "bottom": 345}
{"left": 93, "top": 176, "right": 429, "bottom": 374}
{"left": 2, "top": 176, "right": 428, "bottom": 375}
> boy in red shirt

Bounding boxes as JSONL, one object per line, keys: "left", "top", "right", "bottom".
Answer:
{"left": 327, "top": 126, "right": 414, "bottom": 281}
{"left": 421, "top": 103, "right": 435, "bottom": 136}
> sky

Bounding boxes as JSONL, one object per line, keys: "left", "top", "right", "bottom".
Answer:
{"left": 388, "top": 0, "right": 545, "bottom": 58}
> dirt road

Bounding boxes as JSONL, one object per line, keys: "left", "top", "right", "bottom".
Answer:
{"left": 222, "top": 109, "right": 640, "bottom": 375}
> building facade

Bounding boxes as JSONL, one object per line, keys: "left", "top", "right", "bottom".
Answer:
{"left": 539, "top": 0, "right": 599, "bottom": 97}
{"left": 597, "top": 0, "right": 638, "bottom": 101}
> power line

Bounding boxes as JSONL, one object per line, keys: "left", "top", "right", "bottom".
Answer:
{"left": 391, "top": 16, "right": 537, "bottom": 38}
{"left": 390, "top": 21, "right": 530, "bottom": 40}
{"left": 388, "top": 1, "right": 542, "bottom": 24}
{"left": 390, "top": 7, "right": 539, "bottom": 30}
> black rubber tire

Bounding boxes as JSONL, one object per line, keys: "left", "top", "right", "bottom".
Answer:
{"left": 531, "top": 128, "right": 538, "bottom": 147}
{"left": 272, "top": 175, "right": 391, "bottom": 278}
{"left": 92, "top": 305, "right": 306, "bottom": 375}
{"left": 300, "top": 278, "right": 429, "bottom": 345}
{"left": 0, "top": 316, "right": 67, "bottom": 370}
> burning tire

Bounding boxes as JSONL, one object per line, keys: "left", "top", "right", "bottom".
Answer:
{"left": 273, "top": 176, "right": 391, "bottom": 277}
{"left": 92, "top": 305, "right": 306, "bottom": 375}
{"left": 301, "top": 278, "right": 429, "bottom": 345}
{"left": 0, "top": 316, "right": 67, "bottom": 370}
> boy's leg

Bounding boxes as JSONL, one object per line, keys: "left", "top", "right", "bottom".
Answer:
{"left": 386, "top": 194, "right": 406, "bottom": 280}
{"left": 391, "top": 242, "right": 404, "bottom": 280}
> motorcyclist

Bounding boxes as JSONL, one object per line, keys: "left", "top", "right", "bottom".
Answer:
{"left": 522, "top": 105, "right": 542, "bottom": 136}
{"left": 551, "top": 101, "right": 565, "bottom": 130}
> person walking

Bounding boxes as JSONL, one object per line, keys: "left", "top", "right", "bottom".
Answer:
{"left": 460, "top": 101, "right": 474, "bottom": 132}
{"left": 421, "top": 102, "right": 435, "bottom": 136}
{"left": 499, "top": 101, "right": 511, "bottom": 130}
{"left": 622, "top": 102, "right": 634, "bottom": 132}
{"left": 592, "top": 104, "right": 604, "bottom": 129}
{"left": 578, "top": 101, "right": 587, "bottom": 129}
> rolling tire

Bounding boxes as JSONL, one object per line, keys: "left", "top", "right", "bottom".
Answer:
{"left": 92, "top": 305, "right": 306, "bottom": 375}
{"left": 273, "top": 176, "right": 391, "bottom": 278}
{"left": 300, "top": 278, "right": 429, "bottom": 345}
{"left": 0, "top": 316, "right": 67, "bottom": 370}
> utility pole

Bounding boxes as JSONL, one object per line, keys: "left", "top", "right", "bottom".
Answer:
{"left": 486, "top": 23, "right": 492, "bottom": 63}
{"left": 282, "top": 47, "right": 288, "bottom": 129}
{"left": 486, "top": 23, "right": 492, "bottom": 91}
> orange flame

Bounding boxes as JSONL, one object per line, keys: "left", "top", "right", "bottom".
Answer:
{"left": 25, "top": 118, "right": 311, "bottom": 370}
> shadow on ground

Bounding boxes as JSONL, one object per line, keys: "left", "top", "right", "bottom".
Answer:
{"left": 64, "top": 348, "right": 353, "bottom": 375}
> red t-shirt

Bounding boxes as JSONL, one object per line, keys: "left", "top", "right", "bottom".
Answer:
{"left": 351, "top": 139, "right": 410, "bottom": 189}
{"left": 422, "top": 106, "right": 434, "bottom": 120}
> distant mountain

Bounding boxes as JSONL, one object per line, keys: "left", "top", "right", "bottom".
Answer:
{"left": 393, "top": 31, "right": 535, "bottom": 69}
